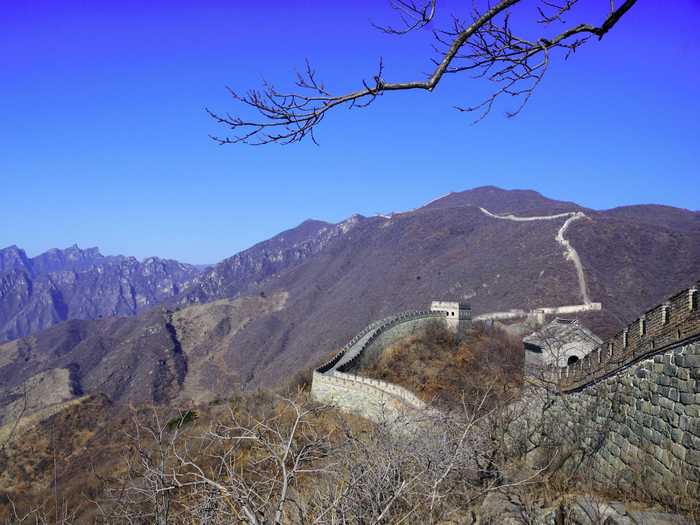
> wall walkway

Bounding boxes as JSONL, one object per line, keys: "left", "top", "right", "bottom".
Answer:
{"left": 312, "top": 309, "right": 448, "bottom": 421}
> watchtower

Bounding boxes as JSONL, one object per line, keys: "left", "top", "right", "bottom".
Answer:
{"left": 430, "top": 301, "right": 471, "bottom": 335}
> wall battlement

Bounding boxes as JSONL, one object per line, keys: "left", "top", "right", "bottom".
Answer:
{"left": 559, "top": 282, "right": 700, "bottom": 392}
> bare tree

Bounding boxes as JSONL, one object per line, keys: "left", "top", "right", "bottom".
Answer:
{"left": 208, "top": 0, "right": 637, "bottom": 145}
{"left": 91, "top": 386, "right": 555, "bottom": 524}
{"left": 2, "top": 502, "right": 76, "bottom": 525}
{"left": 96, "top": 407, "right": 190, "bottom": 525}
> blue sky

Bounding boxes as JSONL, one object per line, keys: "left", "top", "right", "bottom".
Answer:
{"left": 2, "top": 1, "right": 698, "bottom": 264}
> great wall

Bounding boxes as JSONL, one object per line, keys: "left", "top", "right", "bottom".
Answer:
{"left": 311, "top": 202, "right": 700, "bottom": 495}
{"left": 312, "top": 303, "right": 469, "bottom": 421}
{"left": 478, "top": 207, "right": 592, "bottom": 304}
{"left": 558, "top": 284, "right": 700, "bottom": 391}
{"left": 312, "top": 206, "right": 601, "bottom": 416}
{"left": 311, "top": 282, "right": 700, "bottom": 495}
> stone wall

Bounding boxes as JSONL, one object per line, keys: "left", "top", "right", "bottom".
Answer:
{"left": 311, "top": 371, "right": 426, "bottom": 423}
{"left": 560, "top": 282, "right": 700, "bottom": 391}
{"left": 316, "top": 310, "right": 447, "bottom": 374}
{"left": 311, "top": 305, "right": 460, "bottom": 422}
{"left": 536, "top": 341, "right": 700, "bottom": 500}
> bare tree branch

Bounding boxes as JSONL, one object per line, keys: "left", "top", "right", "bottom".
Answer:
{"left": 209, "top": 0, "right": 637, "bottom": 145}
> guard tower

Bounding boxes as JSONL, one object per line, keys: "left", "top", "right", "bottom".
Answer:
{"left": 431, "top": 301, "right": 472, "bottom": 335}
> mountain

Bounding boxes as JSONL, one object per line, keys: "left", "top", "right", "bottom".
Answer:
{"left": 179, "top": 219, "right": 334, "bottom": 303}
{"left": 0, "top": 245, "right": 201, "bottom": 342}
{"left": 421, "top": 186, "right": 585, "bottom": 215}
{"left": 1, "top": 186, "right": 699, "bottom": 414}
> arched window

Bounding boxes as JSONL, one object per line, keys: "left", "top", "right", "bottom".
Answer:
{"left": 567, "top": 355, "right": 579, "bottom": 366}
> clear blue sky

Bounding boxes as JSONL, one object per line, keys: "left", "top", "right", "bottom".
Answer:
{"left": 2, "top": 1, "right": 698, "bottom": 264}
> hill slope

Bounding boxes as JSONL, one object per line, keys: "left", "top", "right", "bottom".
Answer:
{"left": 1, "top": 187, "right": 699, "bottom": 410}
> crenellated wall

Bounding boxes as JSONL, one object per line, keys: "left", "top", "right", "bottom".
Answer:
{"left": 534, "top": 341, "right": 700, "bottom": 500}
{"left": 560, "top": 282, "right": 700, "bottom": 392}
{"left": 315, "top": 310, "right": 448, "bottom": 374}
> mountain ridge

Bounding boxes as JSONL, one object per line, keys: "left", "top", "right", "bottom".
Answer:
{"left": 1, "top": 186, "right": 699, "bottom": 414}
{"left": 0, "top": 245, "right": 202, "bottom": 342}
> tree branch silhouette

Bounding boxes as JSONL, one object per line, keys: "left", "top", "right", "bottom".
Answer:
{"left": 208, "top": 0, "right": 636, "bottom": 145}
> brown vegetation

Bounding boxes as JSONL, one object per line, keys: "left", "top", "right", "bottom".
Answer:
{"left": 1, "top": 336, "right": 697, "bottom": 523}
{"left": 362, "top": 321, "right": 523, "bottom": 411}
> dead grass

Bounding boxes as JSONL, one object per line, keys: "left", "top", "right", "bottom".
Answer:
{"left": 362, "top": 321, "right": 523, "bottom": 412}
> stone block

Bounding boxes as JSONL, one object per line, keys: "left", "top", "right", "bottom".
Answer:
{"left": 681, "top": 463, "right": 700, "bottom": 482}
{"left": 671, "top": 442, "right": 687, "bottom": 461}
{"left": 688, "top": 418, "right": 700, "bottom": 438}
{"left": 675, "top": 379, "right": 694, "bottom": 393}
{"left": 658, "top": 396, "right": 675, "bottom": 411}
{"left": 685, "top": 405, "right": 700, "bottom": 418}
{"left": 653, "top": 418, "right": 671, "bottom": 435}
{"left": 682, "top": 432, "right": 700, "bottom": 450}
{"left": 662, "top": 411, "right": 680, "bottom": 428}
{"left": 671, "top": 428, "right": 684, "bottom": 444}
{"left": 676, "top": 355, "right": 700, "bottom": 368}
{"left": 686, "top": 449, "right": 700, "bottom": 467}
{"left": 679, "top": 392, "right": 697, "bottom": 404}
{"left": 656, "top": 375, "right": 672, "bottom": 386}
{"left": 654, "top": 446, "right": 674, "bottom": 470}
{"left": 668, "top": 387, "right": 680, "bottom": 402}
{"left": 664, "top": 364, "right": 678, "bottom": 377}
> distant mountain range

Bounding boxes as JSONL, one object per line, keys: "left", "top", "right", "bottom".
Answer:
{"left": 0, "top": 244, "right": 201, "bottom": 341}
{"left": 1, "top": 186, "right": 699, "bottom": 418}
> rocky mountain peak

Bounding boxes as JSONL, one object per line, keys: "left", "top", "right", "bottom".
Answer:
{"left": 0, "top": 245, "right": 31, "bottom": 273}
{"left": 0, "top": 245, "right": 202, "bottom": 342}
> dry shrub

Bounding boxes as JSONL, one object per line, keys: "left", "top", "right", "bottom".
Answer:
{"left": 363, "top": 321, "right": 523, "bottom": 412}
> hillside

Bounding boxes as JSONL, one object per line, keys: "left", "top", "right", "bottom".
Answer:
{"left": 0, "top": 245, "right": 201, "bottom": 341}
{"left": 1, "top": 187, "right": 699, "bottom": 412}
{"left": 174, "top": 187, "right": 700, "bottom": 386}
{"left": 0, "top": 292, "right": 289, "bottom": 420}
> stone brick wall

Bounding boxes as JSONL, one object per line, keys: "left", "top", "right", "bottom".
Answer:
{"left": 311, "top": 305, "right": 460, "bottom": 421}
{"left": 538, "top": 341, "right": 700, "bottom": 499}
{"left": 311, "top": 371, "right": 426, "bottom": 423}
{"left": 561, "top": 282, "right": 700, "bottom": 391}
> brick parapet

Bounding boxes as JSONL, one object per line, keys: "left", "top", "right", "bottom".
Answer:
{"left": 560, "top": 282, "right": 700, "bottom": 392}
